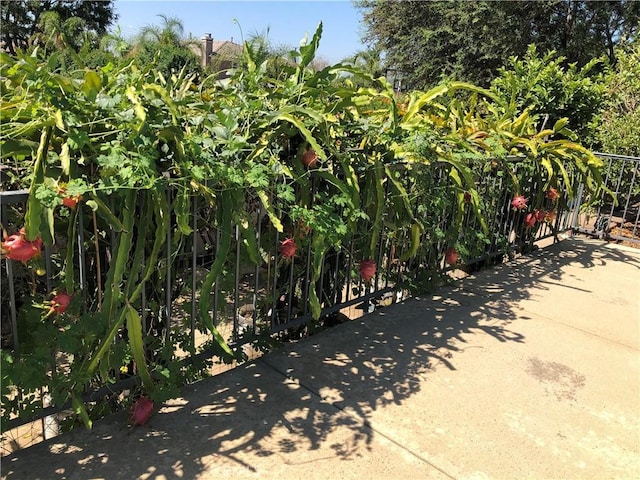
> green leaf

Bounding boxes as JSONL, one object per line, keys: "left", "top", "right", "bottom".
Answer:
{"left": 403, "top": 82, "right": 501, "bottom": 125}
{"left": 82, "top": 71, "right": 102, "bottom": 101}
{"left": 298, "top": 22, "right": 323, "bottom": 71}
{"left": 308, "top": 287, "right": 321, "bottom": 320}
{"left": 72, "top": 393, "right": 92, "bottom": 429}
{"left": 143, "top": 83, "right": 179, "bottom": 124}
{"left": 54, "top": 110, "right": 66, "bottom": 131}
{"left": 0, "top": 139, "right": 37, "bottom": 158}
{"left": 269, "top": 112, "right": 325, "bottom": 161}
{"left": 402, "top": 84, "right": 448, "bottom": 124}
{"left": 86, "top": 308, "right": 127, "bottom": 376}
{"left": 238, "top": 214, "right": 260, "bottom": 265}
{"left": 368, "top": 161, "right": 385, "bottom": 257}
{"left": 439, "top": 156, "right": 488, "bottom": 234}
{"left": 384, "top": 165, "right": 416, "bottom": 225}
{"left": 550, "top": 157, "right": 574, "bottom": 198}
{"left": 67, "top": 129, "right": 90, "bottom": 150}
{"left": 510, "top": 137, "right": 538, "bottom": 157}
{"left": 257, "top": 190, "right": 284, "bottom": 233}
{"left": 540, "top": 157, "right": 555, "bottom": 187}
{"left": 60, "top": 142, "right": 71, "bottom": 175}
{"left": 125, "top": 86, "right": 146, "bottom": 131}
{"left": 174, "top": 188, "right": 193, "bottom": 235}
{"left": 101, "top": 191, "right": 135, "bottom": 320}
{"left": 553, "top": 117, "right": 569, "bottom": 133}
{"left": 399, "top": 222, "right": 422, "bottom": 262}
{"left": 129, "top": 189, "right": 169, "bottom": 303}
{"left": 42, "top": 207, "right": 54, "bottom": 245}
{"left": 125, "top": 305, "right": 154, "bottom": 392}
{"left": 89, "top": 193, "right": 125, "bottom": 232}
{"left": 314, "top": 171, "right": 358, "bottom": 211}
{"left": 25, "top": 127, "right": 52, "bottom": 241}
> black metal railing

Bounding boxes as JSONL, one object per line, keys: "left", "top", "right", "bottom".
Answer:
{"left": 2, "top": 152, "right": 634, "bottom": 452}
{"left": 573, "top": 153, "right": 640, "bottom": 246}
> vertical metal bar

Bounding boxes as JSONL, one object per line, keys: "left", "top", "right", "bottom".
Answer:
{"left": 571, "top": 182, "right": 585, "bottom": 231}
{"left": 234, "top": 224, "right": 240, "bottom": 338}
{"left": 286, "top": 254, "right": 295, "bottom": 323}
{"left": 317, "top": 253, "right": 325, "bottom": 308}
{"left": 395, "top": 228, "right": 406, "bottom": 287}
{"left": 252, "top": 204, "right": 262, "bottom": 333}
{"left": 607, "top": 159, "right": 626, "bottom": 223}
{"left": 632, "top": 200, "right": 640, "bottom": 240}
{"left": 271, "top": 229, "right": 280, "bottom": 327}
{"left": 109, "top": 197, "right": 117, "bottom": 266}
{"left": 302, "top": 175, "right": 316, "bottom": 316}
{"left": 77, "top": 210, "right": 86, "bottom": 308}
{"left": 165, "top": 188, "right": 172, "bottom": 342}
{"left": 596, "top": 157, "right": 614, "bottom": 224}
{"left": 621, "top": 160, "right": 638, "bottom": 224}
{"left": 345, "top": 238, "right": 354, "bottom": 304}
{"left": 44, "top": 245, "right": 52, "bottom": 293}
{"left": 5, "top": 258, "right": 19, "bottom": 357}
{"left": 384, "top": 236, "right": 393, "bottom": 289}
{"left": 141, "top": 271, "right": 147, "bottom": 334}
{"left": 40, "top": 389, "right": 47, "bottom": 441}
{"left": 191, "top": 194, "right": 197, "bottom": 352}
{"left": 45, "top": 227, "right": 57, "bottom": 438}
{"left": 2, "top": 196, "right": 19, "bottom": 358}
{"left": 213, "top": 226, "right": 220, "bottom": 326}
{"left": 489, "top": 173, "right": 502, "bottom": 255}
{"left": 332, "top": 248, "right": 340, "bottom": 305}
{"left": 302, "top": 235, "right": 312, "bottom": 316}
{"left": 375, "top": 222, "right": 385, "bottom": 291}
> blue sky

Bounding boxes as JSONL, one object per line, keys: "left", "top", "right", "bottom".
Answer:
{"left": 113, "top": 0, "right": 366, "bottom": 63}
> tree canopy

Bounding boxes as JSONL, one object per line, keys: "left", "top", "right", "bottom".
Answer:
{"left": 130, "top": 15, "right": 202, "bottom": 79}
{"left": 358, "top": 0, "right": 640, "bottom": 88}
{"left": 1, "top": 0, "right": 116, "bottom": 55}
{"left": 595, "top": 41, "right": 640, "bottom": 155}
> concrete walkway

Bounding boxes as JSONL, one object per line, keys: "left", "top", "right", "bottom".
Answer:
{"left": 3, "top": 237, "right": 639, "bottom": 480}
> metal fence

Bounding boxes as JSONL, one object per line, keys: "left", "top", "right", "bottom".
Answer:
{"left": 1, "top": 152, "right": 635, "bottom": 453}
{"left": 573, "top": 153, "right": 640, "bottom": 246}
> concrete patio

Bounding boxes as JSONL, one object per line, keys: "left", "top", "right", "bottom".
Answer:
{"left": 2, "top": 236, "right": 639, "bottom": 480}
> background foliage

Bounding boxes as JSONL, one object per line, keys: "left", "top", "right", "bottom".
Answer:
{"left": 357, "top": 0, "right": 639, "bottom": 87}
{"left": 595, "top": 41, "right": 640, "bottom": 155}
{"left": 490, "top": 45, "right": 606, "bottom": 142}
{"left": 1, "top": 0, "right": 116, "bottom": 56}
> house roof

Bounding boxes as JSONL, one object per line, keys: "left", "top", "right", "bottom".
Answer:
{"left": 210, "top": 41, "right": 243, "bottom": 57}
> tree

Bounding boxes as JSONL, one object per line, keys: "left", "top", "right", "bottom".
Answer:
{"left": 357, "top": 0, "right": 639, "bottom": 88}
{"left": 348, "top": 47, "right": 384, "bottom": 76}
{"left": 342, "top": 47, "right": 386, "bottom": 88}
{"left": 138, "top": 14, "right": 185, "bottom": 46}
{"left": 130, "top": 15, "right": 201, "bottom": 78}
{"left": 596, "top": 41, "right": 640, "bottom": 155}
{"left": 99, "top": 26, "right": 132, "bottom": 59}
{"left": 1, "top": 0, "right": 116, "bottom": 55}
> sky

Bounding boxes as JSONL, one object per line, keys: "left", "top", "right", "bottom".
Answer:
{"left": 113, "top": 0, "right": 366, "bottom": 64}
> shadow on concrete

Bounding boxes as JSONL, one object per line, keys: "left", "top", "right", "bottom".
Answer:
{"left": 461, "top": 237, "right": 639, "bottom": 299}
{"left": 3, "top": 237, "right": 638, "bottom": 479}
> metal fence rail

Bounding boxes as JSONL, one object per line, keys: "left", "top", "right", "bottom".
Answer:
{"left": 2, "top": 152, "right": 635, "bottom": 452}
{"left": 572, "top": 153, "right": 640, "bottom": 246}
